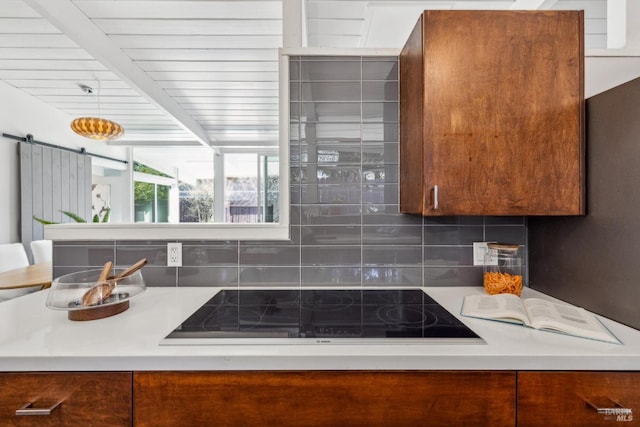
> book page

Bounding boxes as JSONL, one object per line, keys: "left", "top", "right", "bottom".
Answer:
{"left": 524, "top": 298, "right": 620, "bottom": 344}
{"left": 461, "top": 294, "right": 530, "bottom": 326}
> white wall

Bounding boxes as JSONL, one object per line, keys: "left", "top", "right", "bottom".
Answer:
{"left": 0, "top": 81, "right": 127, "bottom": 244}
{"left": 585, "top": 2, "right": 640, "bottom": 97}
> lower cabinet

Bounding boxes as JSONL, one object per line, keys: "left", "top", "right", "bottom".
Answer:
{"left": 3, "top": 370, "right": 639, "bottom": 426}
{"left": 518, "top": 372, "right": 640, "bottom": 426}
{"left": 0, "top": 372, "right": 132, "bottom": 426}
{"left": 133, "top": 371, "right": 515, "bottom": 427}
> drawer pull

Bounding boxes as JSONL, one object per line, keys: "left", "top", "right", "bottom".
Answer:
{"left": 584, "top": 398, "right": 633, "bottom": 417}
{"left": 15, "top": 400, "right": 63, "bottom": 416}
{"left": 432, "top": 185, "right": 439, "bottom": 210}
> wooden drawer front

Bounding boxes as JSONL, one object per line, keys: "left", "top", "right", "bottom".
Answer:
{"left": 0, "top": 372, "right": 132, "bottom": 426}
{"left": 518, "top": 372, "right": 640, "bottom": 426}
{"left": 134, "top": 370, "right": 515, "bottom": 427}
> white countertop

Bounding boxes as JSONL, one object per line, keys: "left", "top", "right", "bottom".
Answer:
{"left": 1, "top": 286, "right": 639, "bottom": 372}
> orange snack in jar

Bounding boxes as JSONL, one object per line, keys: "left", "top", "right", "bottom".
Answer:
{"left": 483, "top": 271, "right": 523, "bottom": 296}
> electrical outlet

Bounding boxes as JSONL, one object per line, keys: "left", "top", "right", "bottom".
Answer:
{"left": 167, "top": 242, "right": 182, "bottom": 267}
{"left": 473, "top": 242, "right": 490, "bottom": 266}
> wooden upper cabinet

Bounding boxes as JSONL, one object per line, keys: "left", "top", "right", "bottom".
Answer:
{"left": 400, "top": 10, "right": 585, "bottom": 216}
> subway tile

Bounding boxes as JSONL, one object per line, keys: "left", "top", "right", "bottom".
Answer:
{"left": 300, "top": 82, "right": 361, "bottom": 102}
{"left": 301, "top": 246, "right": 361, "bottom": 266}
{"left": 178, "top": 267, "right": 238, "bottom": 286}
{"left": 54, "top": 240, "right": 114, "bottom": 246}
{"left": 300, "top": 102, "right": 361, "bottom": 123}
{"left": 484, "top": 216, "right": 526, "bottom": 225}
{"left": 289, "top": 60, "right": 300, "bottom": 80}
{"left": 299, "top": 143, "right": 362, "bottom": 165}
{"left": 290, "top": 101, "right": 300, "bottom": 122}
{"left": 363, "top": 81, "right": 398, "bottom": 102}
{"left": 289, "top": 81, "right": 300, "bottom": 101}
{"left": 300, "top": 225, "right": 361, "bottom": 245}
{"left": 300, "top": 205, "right": 361, "bottom": 225}
{"left": 301, "top": 267, "right": 361, "bottom": 286}
{"left": 362, "top": 60, "right": 399, "bottom": 81}
{"left": 423, "top": 246, "right": 474, "bottom": 266}
{"left": 239, "top": 236, "right": 299, "bottom": 247}
{"left": 362, "top": 225, "right": 422, "bottom": 245}
{"left": 362, "top": 102, "right": 398, "bottom": 123}
{"left": 239, "top": 245, "right": 299, "bottom": 266}
{"left": 362, "top": 204, "right": 422, "bottom": 225}
{"left": 303, "top": 56, "right": 361, "bottom": 61}
{"left": 300, "top": 165, "right": 362, "bottom": 185}
{"left": 363, "top": 246, "right": 422, "bottom": 266}
{"left": 300, "top": 184, "right": 362, "bottom": 204}
{"left": 53, "top": 266, "right": 105, "bottom": 279}
{"left": 290, "top": 205, "right": 301, "bottom": 225}
{"left": 290, "top": 166, "right": 302, "bottom": 184}
{"left": 289, "top": 226, "right": 302, "bottom": 246}
{"left": 362, "top": 164, "right": 398, "bottom": 184}
{"left": 424, "top": 216, "right": 484, "bottom": 226}
{"left": 290, "top": 185, "right": 301, "bottom": 204}
{"left": 362, "top": 184, "right": 399, "bottom": 205}
{"left": 181, "top": 242, "right": 239, "bottom": 266}
{"left": 115, "top": 245, "right": 167, "bottom": 266}
{"left": 239, "top": 266, "right": 300, "bottom": 286}
{"left": 424, "top": 266, "right": 483, "bottom": 286}
{"left": 300, "top": 122, "right": 361, "bottom": 143}
{"left": 485, "top": 226, "right": 526, "bottom": 245}
{"left": 300, "top": 60, "right": 361, "bottom": 81}
{"left": 137, "top": 266, "right": 177, "bottom": 287}
{"left": 361, "top": 143, "right": 399, "bottom": 165}
{"left": 53, "top": 245, "right": 115, "bottom": 267}
{"left": 424, "top": 225, "right": 484, "bottom": 245}
{"left": 363, "top": 123, "right": 398, "bottom": 142}
{"left": 290, "top": 123, "right": 300, "bottom": 142}
{"left": 362, "top": 267, "right": 422, "bottom": 286}
{"left": 289, "top": 144, "right": 301, "bottom": 164}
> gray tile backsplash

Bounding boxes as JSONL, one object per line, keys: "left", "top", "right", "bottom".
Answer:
{"left": 53, "top": 56, "right": 527, "bottom": 288}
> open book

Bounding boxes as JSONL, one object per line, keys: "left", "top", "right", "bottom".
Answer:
{"left": 461, "top": 293, "right": 621, "bottom": 344}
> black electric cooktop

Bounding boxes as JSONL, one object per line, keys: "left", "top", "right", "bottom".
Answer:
{"left": 162, "top": 288, "right": 483, "bottom": 345}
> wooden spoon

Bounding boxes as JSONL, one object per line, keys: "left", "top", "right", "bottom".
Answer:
{"left": 81, "top": 261, "right": 113, "bottom": 306}
{"left": 108, "top": 258, "right": 148, "bottom": 280}
{"left": 98, "top": 258, "right": 147, "bottom": 303}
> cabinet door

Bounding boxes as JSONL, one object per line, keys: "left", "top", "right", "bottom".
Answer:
{"left": 518, "top": 372, "right": 640, "bottom": 426}
{"left": 400, "top": 11, "right": 584, "bottom": 216}
{"left": 0, "top": 372, "right": 132, "bottom": 427}
{"left": 134, "top": 370, "right": 515, "bottom": 427}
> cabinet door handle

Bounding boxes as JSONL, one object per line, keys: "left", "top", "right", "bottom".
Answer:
{"left": 432, "top": 185, "right": 439, "bottom": 210}
{"left": 15, "top": 400, "right": 63, "bottom": 416}
{"left": 584, "top": 398, "right": 633, "bottom": 416}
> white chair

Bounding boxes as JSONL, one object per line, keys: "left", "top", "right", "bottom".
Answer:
{"left": 0, "top": 243, "right": 36, "bottom": 302}
{"left": 30, "top": 239, "right": 53, "bottom": 264}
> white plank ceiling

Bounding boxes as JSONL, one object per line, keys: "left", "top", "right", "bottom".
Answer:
{"left": 0, "top": 0, "right": 609, "bottom": 175}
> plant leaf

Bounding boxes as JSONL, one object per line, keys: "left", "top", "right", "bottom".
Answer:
{"left": 33, "top": 215, "right": 57, "bottom": 225}
{"left": 92, "top": 214, "right": 99, "bottom": 223}
{"left": 60, "top": 210, "right": 87, "bottom": 223}
{"left": 101, "top": 208, "right": 111, "bottom": 223}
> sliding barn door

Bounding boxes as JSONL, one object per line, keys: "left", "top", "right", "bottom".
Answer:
{"left": 20, "top": 141, "right": 92, "bottom": 257}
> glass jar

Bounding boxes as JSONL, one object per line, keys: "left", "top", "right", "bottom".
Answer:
{"left": 483, "top": 243, "right": 523, "bottom": 296}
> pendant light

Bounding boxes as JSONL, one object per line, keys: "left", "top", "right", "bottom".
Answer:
{"left": 70, "top": 83, "right": 124, "bottom": 140}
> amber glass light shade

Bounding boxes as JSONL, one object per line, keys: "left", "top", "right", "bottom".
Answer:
{"left": 71, "top": 117, "right": 124, "bottom": 140}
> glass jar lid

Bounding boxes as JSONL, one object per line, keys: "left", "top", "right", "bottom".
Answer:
{"left": 487, "top": 243, "right": 519, "bottom": 251}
